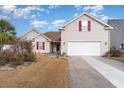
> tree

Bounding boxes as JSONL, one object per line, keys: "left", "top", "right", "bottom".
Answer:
{"left": 0, "top": 19, "right": 15, "bottom": 35}
{"left": 0, "top": 19, "right": 16, "bottom": 51}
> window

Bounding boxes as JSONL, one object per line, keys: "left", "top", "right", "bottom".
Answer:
{"left": 82, "top": 20, "right": 88, "bottom": 32}
{"left": 79, "top": 20, "right": 91, "bottom": 32}
{"left": 121, "top": 43, "right": 124, "bottom": 49}
{"left": 36, "top": 42, "right": 45, "bottom": 50}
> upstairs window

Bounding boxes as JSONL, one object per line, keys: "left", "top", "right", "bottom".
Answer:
{"left": 82, "top": 20, "right": 88, "bottom": 32}
{"left": 79, "top": 20, "right": 91, "bottom": 32}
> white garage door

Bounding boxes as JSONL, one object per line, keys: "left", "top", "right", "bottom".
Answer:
{"left": 67, "top": 42, "right": 101, "bottom": 56}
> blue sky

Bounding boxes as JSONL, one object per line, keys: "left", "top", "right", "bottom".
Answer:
{"left": 0, "top": 5, "right": 124, "bottom": 36}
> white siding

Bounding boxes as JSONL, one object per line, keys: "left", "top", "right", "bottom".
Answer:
{"left": 32, "top": 35, "right": 51, "bottom": 53}
{"left": 61, "top": 14, "right": 111, "bottom": 56}
{"left": 21, "top": 30, "right": 51, "bottom": 53}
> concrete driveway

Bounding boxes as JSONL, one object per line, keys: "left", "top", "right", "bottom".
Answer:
{"left": 82, "top": 56, "right": 124, "bottom": 88}
{"left": 68, "top": 56, "right": 115, "bottom": 88}
{"left": 95, "top": 57, "right": 124, "bottom": 71}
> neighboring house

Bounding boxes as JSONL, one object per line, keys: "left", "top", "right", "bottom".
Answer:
{"left": 60, "top": 12, "right": 113, "bottom": 56}
{"left": 20, "top": 30, "right": 61, "bottom": 53}
{"left": 108, "top": 20, "right": 124, "bottom": 51}
{"left": 2, "top": 44, "right": 14, "bottom": 51}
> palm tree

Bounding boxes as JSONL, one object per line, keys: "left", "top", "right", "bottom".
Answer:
{"left": 0, "top": 19, "right": 16, "bottom": 51}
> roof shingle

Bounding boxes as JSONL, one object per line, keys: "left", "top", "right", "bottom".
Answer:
{"left": 108, "top": 19, "right": 124, "bottom": 34}
{"left": 43, "top": 31, "right": 61, "bottom": 41}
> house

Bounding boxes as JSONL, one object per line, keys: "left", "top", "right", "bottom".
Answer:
{"left": 60, "top": 12, "right": 113, "bottom": 56}
{"left": 20, "top": 30, "right": 61, "bottom": 54}
{"left": 108, "top": 20, "right": 124, "bottom": 50}
{"left": 20, "top": 12, "right": 113, "bottom": 56}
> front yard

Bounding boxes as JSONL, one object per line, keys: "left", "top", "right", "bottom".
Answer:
{"left": 109, "top": 55, "right": 124, "bottom": 62}
{"left": 0, "top": 54, "right": 68, "bottom": 88}
{"left": 105, "top": 47, "right": 124, "bottom": 62}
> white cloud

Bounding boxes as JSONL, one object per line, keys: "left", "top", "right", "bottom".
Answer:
{"left": 100, "top": 14, "right": 108, "bottom": 20}
{"left": 73, "top": 13, "right": 79, "bottom": 17}
{"left": 2, "top": 5, "right": 16, "bottom": 13}
{"left": 0, "top": 5, "right": 47, "bottom": 19}
{"left": 48, "top": 5, "right": 59, "bottom": 9}
{"left": 83, "top": 6, "right": 91, "bottom": 11}
{"left": 0, "top": 5, "right": 47, "bottom": 20}
{"left": 30, "top": 20, "right": 48, "bottom": 27}
{"left": 83, "top": 5, "right": 103, "bottom": 15}
{"left": 13, "top": 6, "right": 45, "bottom": 19}
{"left": 13, "top": 8, "right": 30, "bottom": 18}
{"left": 23, "top": 6, "right": 45, "bottom": 12}
{"left": 74, "top": 5, "right": 82, "bottom": 10}
{"left": 30, "top": 15, "right": 36, "bottom": 19}
{"left": 82, "top": 5, "right": 110, "bottom": 22}
{"left": 52, "top": 20, "right": 65, "bottom": 27}
{"left": 91, "top": 5, "right": 103, "bottom": 15}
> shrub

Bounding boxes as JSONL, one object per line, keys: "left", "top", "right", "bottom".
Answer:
{"left": 62, "top": 52, "right": 67, "bottom": 57}
{"left": 0, "top": 40, "right": 36, "bottom": 66}
{"left": 105, "top": 47, "right": 121, "bottom": 57}
{"left": 0, "top": 51, "right": 12, "bottom": 64}
{"left": 0, "top": 56, "right": 8, "bottom": 66}
{"left": 16, "top": 53, "right": 25, "bottom": 62}
{"left": 21, "top": 41, "right": 33, "bottom": 53}
{"left": 23, "top": 52, "right": 36, "bottom": 62}
{"left": 8, "top": 52, "right": 25, "bottom": 66}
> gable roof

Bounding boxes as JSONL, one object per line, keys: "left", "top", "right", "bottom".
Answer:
{"left": 31, "top": 33, "right": 51, "bottom": 41}
{"left": 59, "top": 12, "right": 113, "bottom": 30}
{"left": 20, "top": 29, "right": 51, "bottom": 41}
{"left": 43, "top": 31, "right": 61, "bottom": 41}
{"left": 108, "top": 19, "right": 124, "bottom": 35}
{"left": 20, "top": 29, "right": 39, "bottom": 39}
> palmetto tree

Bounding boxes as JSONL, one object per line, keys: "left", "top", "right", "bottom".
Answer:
{"left": 0, "top": 19, "right": 16, "bottom": 51}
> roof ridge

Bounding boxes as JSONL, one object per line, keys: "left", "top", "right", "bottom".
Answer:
{"left": 59, "top": 12, "right": 113, "bottom": 30}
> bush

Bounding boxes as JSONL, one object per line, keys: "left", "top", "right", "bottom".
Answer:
{"left": 8, "top": 52, "right": 24, "bottom": 66}
{"left": 0, "top": 56, "right": 8, "bottom": 66}
{"left": 21, "top": 41, "right": 33, "bottom": 53}
{"left": 0, "top": 51, "right": 12, "bottom": 64}
{"left": 105, "top": 47, "right": 121, "bottom": 57}
{"left": 62, "top": 52, "right": 67, "bottom": 57}
{"left": 0, "top": 40, "right": 36, "bottom": 66}
{"left": 23, "top": 52, "right": 36, "bottom": 62}
{"left": 16, "top": 52, "right": 25, "bottom": 64}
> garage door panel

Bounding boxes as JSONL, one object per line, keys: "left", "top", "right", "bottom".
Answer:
{"left": 67, "top": 42, "right": 101, "bottom": 56}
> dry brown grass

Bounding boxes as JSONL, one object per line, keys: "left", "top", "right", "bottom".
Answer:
{"left": 109, "top": 54, "right": 124, "bottom": 62}
{"left": 0, "top": 54, "right": 68, "bottom": 88}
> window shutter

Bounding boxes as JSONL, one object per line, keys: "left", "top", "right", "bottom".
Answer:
{"left": 37, "top": 42, "right": 39, "bottom": 50}
{"left": 79, "top": 21, "right": 82, "bottom": 32}
{"left": 43, "top": 42, "right": 45, "bottom": 50}
{"left": 88, "top": 20, "right": 91, "bottom": 32}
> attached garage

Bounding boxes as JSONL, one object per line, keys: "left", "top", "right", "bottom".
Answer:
{"left": 67, "top": 42, "right": 101, "bottom": 56}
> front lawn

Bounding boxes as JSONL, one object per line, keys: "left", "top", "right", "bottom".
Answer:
{"left": 105, "top": 47, "right": 124, "bottom": 62}
{"left": 109, "top": 54, "right": 124, "bottom": 62}
{"left": 0, "top": 54, "right": 68, "bottom": 88}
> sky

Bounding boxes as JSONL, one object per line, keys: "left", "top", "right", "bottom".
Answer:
{"left": 0, "top": 5, "right": 124, "bottom": 36}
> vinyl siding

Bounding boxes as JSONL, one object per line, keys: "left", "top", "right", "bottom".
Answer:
{"left": 61, "top": 14, "right": 111, "bottom": 56}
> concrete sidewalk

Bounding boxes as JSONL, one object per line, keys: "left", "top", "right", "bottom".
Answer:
{"left": 82, "top": 56, "right": 124, "bottom": 88}
{"left": 95, "top": 57, "right": 124, "bottom": 71}
{"left": 68, "top": 56, "right": 115, "bottom": 88}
